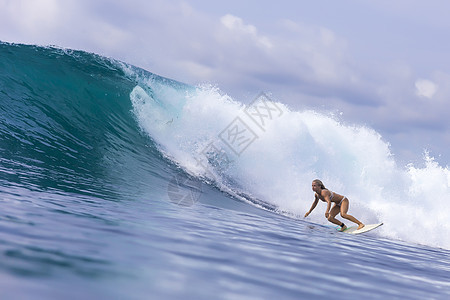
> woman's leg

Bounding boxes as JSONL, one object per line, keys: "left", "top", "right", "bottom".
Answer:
{"left": 340, "top": 198, "right": 365, "bottom": 229}
{"left": 327, "top": 204, "right": 344, "bottom": 226}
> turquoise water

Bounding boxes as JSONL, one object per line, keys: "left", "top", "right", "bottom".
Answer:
{"left": 1, "top": 42, "right": 449, "bottom": 299}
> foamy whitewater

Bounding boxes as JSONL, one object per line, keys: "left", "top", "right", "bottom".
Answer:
{"left": 131, "top": 76, "right": 450, "bottom": 250}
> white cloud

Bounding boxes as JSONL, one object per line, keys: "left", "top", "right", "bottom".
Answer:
{"left": 220, "top": 14, "right": 272, "bottom": 49}
{"left": 415, "top": 79, "right": 438, "bottom": 99}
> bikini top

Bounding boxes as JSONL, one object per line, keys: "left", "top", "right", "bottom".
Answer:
{"left": 317, "top": 190, "right": 334, "bottom": 200}
{"left": 329, "top": 191, "right": 334, "bottom": 200}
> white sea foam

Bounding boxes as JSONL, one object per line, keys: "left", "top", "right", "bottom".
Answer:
{"left": 130, "top": 78, "right": 450, "bottom": 250}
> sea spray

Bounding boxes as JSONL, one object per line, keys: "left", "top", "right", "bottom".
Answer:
{"left": 130, "top": 78, "right": 450, "bottom": 249}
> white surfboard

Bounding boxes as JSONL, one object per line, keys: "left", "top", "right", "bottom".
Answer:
{"left": 340, "top": 223, "right": 383, "bottom": 235}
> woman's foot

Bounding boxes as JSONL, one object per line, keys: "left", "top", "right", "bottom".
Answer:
{"left": 357, "top": 224, "right": 365, "bottom": 230}
{"left": 339, "top": 225, "right": 347, "bottom": 232}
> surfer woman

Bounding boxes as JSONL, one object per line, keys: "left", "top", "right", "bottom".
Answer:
{"left": 304, "top": 179, "right": 365, "bottom": 231}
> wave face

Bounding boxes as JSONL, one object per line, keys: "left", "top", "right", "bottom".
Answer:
{"left": 1, "top": 42, "right": 449, "bottom": 250}
{"left": 0, "top": 42, "right": 176, "bottom": 203}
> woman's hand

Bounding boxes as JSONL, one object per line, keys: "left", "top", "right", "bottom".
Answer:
{"left": 325, "top": 212, "right": 330, "bottom": 218}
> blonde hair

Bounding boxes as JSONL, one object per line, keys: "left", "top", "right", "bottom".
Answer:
{"left": 312, "top": 179, "right": 326, "bottom": 189}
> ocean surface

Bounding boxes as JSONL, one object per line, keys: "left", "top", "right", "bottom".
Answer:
{"left": 1, "top": 42, "right": 449, "bottom": 299}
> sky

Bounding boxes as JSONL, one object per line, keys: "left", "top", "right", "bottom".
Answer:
{"left": 1, "top": 0, "right": 450, "bottom": 166}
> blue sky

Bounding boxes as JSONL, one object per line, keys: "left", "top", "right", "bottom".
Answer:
{"left": 1, "top": 0, "right": 449, "bottom": 165}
